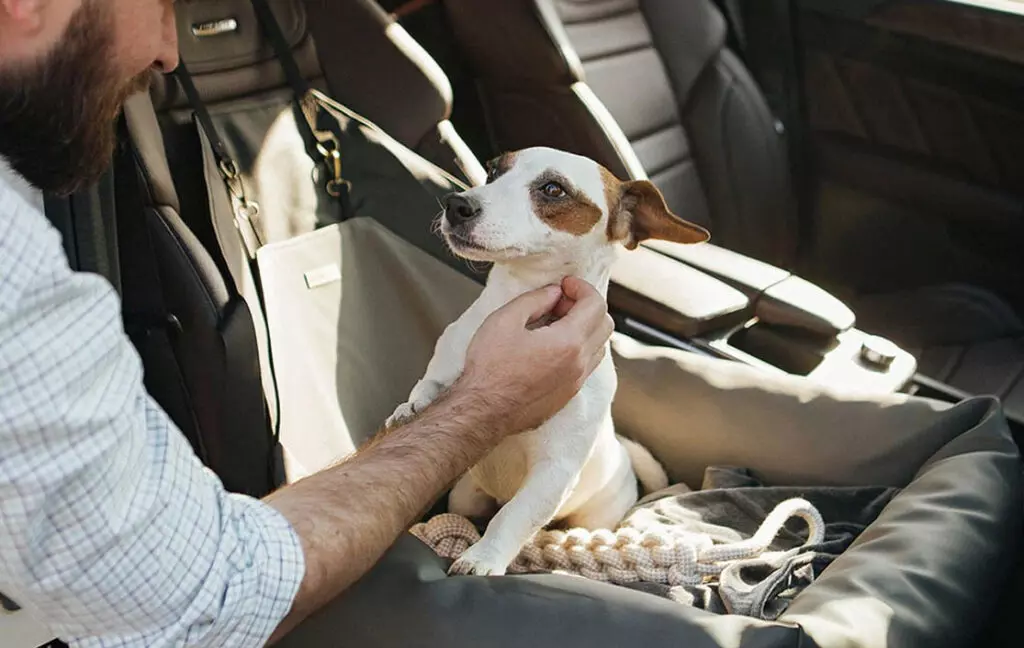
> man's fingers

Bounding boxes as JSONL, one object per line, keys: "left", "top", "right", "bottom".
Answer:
{"left": 505, "top": 284, "right": 564, "bottom": 325}
{"left": 561, "top": 275, "right": 596, "bottom": 302}
{"left": 551, "top": 294, "right": 575, "bottom": 320}
{"left": 551, "top": 278, "right": 607, "bottom": 334}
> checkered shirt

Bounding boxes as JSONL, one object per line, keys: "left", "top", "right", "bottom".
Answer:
{"left": 0, "top": 159, "right": 305, "bottom": 647}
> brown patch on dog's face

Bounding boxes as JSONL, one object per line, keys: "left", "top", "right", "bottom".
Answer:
{"left": 529, "top": 170, "right": 603, "bottom": 235}
{"left": 484, "top": 151, "right": 518, "bottom": 184}
{"left": 600, "top": 169, "right": 709, "bottom": 248}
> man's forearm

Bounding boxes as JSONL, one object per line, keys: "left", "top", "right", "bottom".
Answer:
{"left": 264, "top": 382, "right": 506, "bottom": 642}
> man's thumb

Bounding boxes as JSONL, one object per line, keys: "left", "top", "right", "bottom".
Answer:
{"left": 507, "top": 284, "right": 564, "bottom": 325}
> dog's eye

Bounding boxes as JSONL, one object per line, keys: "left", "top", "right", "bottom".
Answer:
{"left": 540, "top": 182, "right": 566, "bottom": 198}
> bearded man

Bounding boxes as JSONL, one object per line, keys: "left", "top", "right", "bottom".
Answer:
{"left": 0, "top": 1, "right": 613, "bottom": 645}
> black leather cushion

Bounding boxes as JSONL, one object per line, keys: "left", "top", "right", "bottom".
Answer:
{"left": 857, "top": 283, "right": 1024, "bottom": 421}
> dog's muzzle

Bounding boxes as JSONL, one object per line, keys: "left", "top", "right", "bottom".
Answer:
{"left": 444, "top": 193, "right": 482, "bottom": 227}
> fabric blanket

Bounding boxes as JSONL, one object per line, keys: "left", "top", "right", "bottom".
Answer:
{"left": 617, "top": 466, "right": 899, "bottom": 619}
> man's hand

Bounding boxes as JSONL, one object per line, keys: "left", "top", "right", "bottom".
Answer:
{"left": 266, "top": 276, "right": 612, "bottom": 643}
{"left": 461, "top": 276, "right": 615, "bottom": 435}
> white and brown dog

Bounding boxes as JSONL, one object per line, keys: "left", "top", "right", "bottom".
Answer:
{"left": 386, "top": 147, "right": 709, "bottom": 576}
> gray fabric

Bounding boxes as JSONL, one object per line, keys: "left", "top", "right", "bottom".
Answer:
{"left": 278, "top": 342, "right": 1021, "bottom": 647}
{"left": 186, "top": 81, "right": 483, "bottom": 478}
{"left": 612, "top": 466, "right": 898, "bottom": 620}
{"left": 716, "top": 550, "right": 818, "bottom": 619}
{"left": 257, "top": 218, "right": 480, "bottom": 478}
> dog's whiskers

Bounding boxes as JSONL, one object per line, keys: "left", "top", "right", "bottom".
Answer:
{"left": 430, "top": 211, "right": 445, "bottom": 237}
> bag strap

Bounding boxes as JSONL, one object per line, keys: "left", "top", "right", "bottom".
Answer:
{"left": 251, "top": 0, "right": 312, "bottom": 97}
{"left": 173, "top": 62, "right": 264, "bottom": 259}
{"left": 249, "top": 0, "right": 354, "bottom": 214}
{"left": 171, "top": 64, "right": 287, "bottom": 486}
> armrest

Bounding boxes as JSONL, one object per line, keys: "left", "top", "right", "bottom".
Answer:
{"left": 644, "top": 241, "right": 856, "bottom": 338}
{"left": 608, "top": 246, "right": 752, "bottom": 338}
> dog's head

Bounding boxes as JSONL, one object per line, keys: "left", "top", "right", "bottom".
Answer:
{"left": 440, "top": 147, "right": 709, "bottom": 264}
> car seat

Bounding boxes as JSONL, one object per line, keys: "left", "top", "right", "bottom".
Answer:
{"left": 438, "top": 0, "right": 1024, "bottom": 420}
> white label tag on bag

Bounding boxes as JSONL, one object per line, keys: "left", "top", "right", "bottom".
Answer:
{"left": 303, "top": 264, "right": 341, "bottom": 289}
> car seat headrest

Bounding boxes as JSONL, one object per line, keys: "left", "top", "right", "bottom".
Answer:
{"left": 150, "top": 0, "right": 453, "bottom": 151}
{"left": 147, "top": 0, "right": 316, "bottom": 111}
{"left": 177, "top": 0, "right": 306, "bottom": 75}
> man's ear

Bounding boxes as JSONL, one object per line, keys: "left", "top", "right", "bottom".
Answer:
{"left": 617, "top": 180, "right": 709, "bottom": 249}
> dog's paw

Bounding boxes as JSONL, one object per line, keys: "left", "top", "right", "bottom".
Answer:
{"left": 448, "top": 544, "right": 510, "bottom": 577}
{"left": 385, "top": 402, "right": 417, "bottom": 429}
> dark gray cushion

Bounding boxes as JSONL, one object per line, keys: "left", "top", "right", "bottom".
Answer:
{"left": 279, "top": 348, "right": 1022, "bottom": 648}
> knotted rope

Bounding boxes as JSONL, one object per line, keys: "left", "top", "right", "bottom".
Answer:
{"left": 410, "top": 498, "right": 824, "bottom": 586}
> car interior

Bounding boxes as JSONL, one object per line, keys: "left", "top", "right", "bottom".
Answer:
{"left": 3, "top": 0, "right": 1024, "bottom": 646}
{"left": 390, "top": 0, "right": 1024, "bottom": 422}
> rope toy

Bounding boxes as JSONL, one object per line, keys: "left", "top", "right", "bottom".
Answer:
{"left": 410, "top": 498, "right": 824, "bottom": 586}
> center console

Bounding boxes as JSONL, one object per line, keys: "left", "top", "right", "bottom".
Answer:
{"left": 608, "top": 241, "right": 919, "bottom": 395}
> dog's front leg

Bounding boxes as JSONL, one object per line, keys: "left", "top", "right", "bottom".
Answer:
{"left": 385, "top": 326, "right": 469, "bottom": 429}
{"left": 385, "top": 375, "right": 451, "bottom": 428}
{"left": 449, "top": 453, "right": 586, "bottom": 576}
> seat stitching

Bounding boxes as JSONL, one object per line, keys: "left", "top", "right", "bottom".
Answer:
{"left": 628, "top": 120, "right": 685, "bottom": 148}
{"left": 942, "top": 345, "right": 968, "bottom": 384}
{"left": 558, "top": 6, "right": 638, "bottom": 26}
{"left": 996, "top": 343, "right": 1024, "bottom": 398}
{"left": 647, "top": 157, "right": 697, "bottom": 181}
{"left": 578, "top": 42, "right": 653, "bottom": 65}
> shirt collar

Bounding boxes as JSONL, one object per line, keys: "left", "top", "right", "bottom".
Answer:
{"left": 0, "top": 155, "right": 46, "bottom": 214}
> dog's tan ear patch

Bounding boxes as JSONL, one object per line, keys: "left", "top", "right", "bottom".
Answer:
{"left": 601, "top": 168, "right": 631, "bottom": 243}
{"left": 532, "top": 172, "right": 602, "bottom": 235}
{"left": 612, "top": 179, "right": 709, "bottom": 249}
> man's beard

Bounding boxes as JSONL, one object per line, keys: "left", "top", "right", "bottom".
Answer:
{"left": 0, "top": 0, "right": 152, "bottom": 195}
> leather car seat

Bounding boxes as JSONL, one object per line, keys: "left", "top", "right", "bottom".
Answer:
{"left": 107, "top": 0, "right": 485, "bottom": 495}
{"left": 440, "top": 0, "right": 1024, "bottom": 419}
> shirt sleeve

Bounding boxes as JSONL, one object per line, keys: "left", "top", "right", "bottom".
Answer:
{"left": 0, "top": 183, "right": 305, "bottom": 646}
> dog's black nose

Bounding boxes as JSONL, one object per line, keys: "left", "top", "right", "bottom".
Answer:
{"left": 444, "top": 193, "right": 481, "bottom": 226}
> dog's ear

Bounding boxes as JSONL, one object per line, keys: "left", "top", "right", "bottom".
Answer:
{"left": 612, "top": 180, "right": 709, "bottom": 250}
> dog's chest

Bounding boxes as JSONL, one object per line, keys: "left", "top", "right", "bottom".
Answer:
{"left": 470, "top": 360, "right": 616, "bottom": 504}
